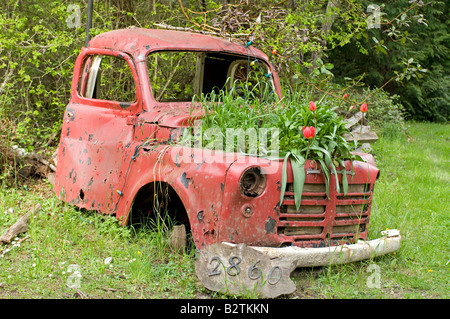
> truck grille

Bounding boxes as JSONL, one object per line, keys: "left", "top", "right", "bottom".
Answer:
{"left": 278, "top": 183, "right": 372, "bottom": 247}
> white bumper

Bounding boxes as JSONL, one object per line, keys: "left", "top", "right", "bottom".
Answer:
{"left": 248, "top": 229, "right": 402, "bottom": 267}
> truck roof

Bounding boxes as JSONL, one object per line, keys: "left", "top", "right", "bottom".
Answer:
{"left": 88, "top": 28, "right": 268, "bottom": 61}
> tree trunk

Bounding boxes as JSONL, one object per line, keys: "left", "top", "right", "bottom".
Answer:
{"left": 111, "top": 0, "right": 136, "bottom": 28}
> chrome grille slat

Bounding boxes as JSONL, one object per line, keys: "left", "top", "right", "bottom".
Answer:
{"left": 278, "top": 182, "right": 373, "bottom": 247}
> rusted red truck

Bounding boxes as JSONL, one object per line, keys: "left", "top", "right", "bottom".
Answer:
{"left": 54, "top": 29, "right": 400, "bottom": 265}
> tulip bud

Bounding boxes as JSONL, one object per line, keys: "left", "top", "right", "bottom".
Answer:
{"left": 343, "top": 93, "right": 349, "bottom": 99}
{"left": 349, "top": 105, "right": 356, "bottom": 111}
{"left": 302, "top": 126, "right": 315, "bottom": 139}
{"left": 309, "top": 101, "right": 317, "bottom": 112}
{"left": 271, "top": 49, "right": 277, "bottom": 55}
{"left": 360, "top": 103, "right": 368, "bottom": 113}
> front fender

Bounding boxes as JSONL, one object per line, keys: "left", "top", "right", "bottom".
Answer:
{"left": 117, "top": 145, "right": 238, "bottom": 248}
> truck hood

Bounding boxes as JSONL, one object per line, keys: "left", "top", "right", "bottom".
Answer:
{"left": 141, "top": 102, "right": 205, "bottom": 128}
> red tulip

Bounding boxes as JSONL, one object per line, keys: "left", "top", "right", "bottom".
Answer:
{"left": 302, "top": 126, "right": 315, "bottom": 139}
{"left": 343, "top": 93, "right": 349, "bottom": 99}
{"left": 360, "top": 103, "right": 368, "bottom": 113}
{"left": 271, "top": 49, "right": 277, "bottom": 55}
{"left": 309, "top": 101, "right": 317, "bottom": 112}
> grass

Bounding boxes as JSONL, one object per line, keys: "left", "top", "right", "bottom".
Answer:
{"left": 0, "top": 122, "right": 449, "bottom": 299}
{"left": 0, "top": 183, "right": 202, "bottom": 298}
{"left": 368, "top": 122, "right": 449, "bottom": 297}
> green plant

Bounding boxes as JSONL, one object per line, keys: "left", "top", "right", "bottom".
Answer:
{"left": 344, "top": 85, "right": 407, "bottom": 138}
{"left": 329, "top": 0, "right": 449, "bottom": 122}
{"left": 194, "top": 82, "right": 363, "bottom": 211}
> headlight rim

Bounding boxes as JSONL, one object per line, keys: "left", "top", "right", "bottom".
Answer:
{"left": 238, "top": 166, "right": 266, "bottom": 198}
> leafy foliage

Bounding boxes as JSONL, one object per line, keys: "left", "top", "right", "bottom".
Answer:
{"left": 0, "top": 0, "right": 83, "bottom": 151}
{"left": 194, "top": 82, "right": 362, "bottom": 209}
{"left": 173, "top": 0, "right": 369, "bottom": 86}
{"left": 328, "top": 0, "right": 449, "bottom": 122}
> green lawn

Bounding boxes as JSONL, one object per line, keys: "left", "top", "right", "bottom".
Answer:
{"left": 367, "top": 122, "right": 449, "bottom": 298}
{"left": 0, "top": 122, "right": 448, "bottom": 299}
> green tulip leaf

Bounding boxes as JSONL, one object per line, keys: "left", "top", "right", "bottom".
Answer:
{"left": 279, "top": 151, "right": 291, "bottom": 206}
{"left": 291, "top": 153, "right": 306, "bottom": 211}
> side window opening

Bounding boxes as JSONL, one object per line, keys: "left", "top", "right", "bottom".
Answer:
{"left": 146, "top": 51, "right": 274, "bottom": 103}
{"left": 80, "top": 54, "right": 136, "bottom": 103}
{"left": 147, "top": 51, "right": 197, "bottom": 102}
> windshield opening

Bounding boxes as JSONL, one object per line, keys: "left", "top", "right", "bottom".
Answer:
{"left": 146, "top": 51, "right": 274, "bottom": 103}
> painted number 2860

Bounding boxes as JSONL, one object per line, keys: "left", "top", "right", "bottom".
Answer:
{"left": 207, "top": 256, "right": 282, "bottom": 285}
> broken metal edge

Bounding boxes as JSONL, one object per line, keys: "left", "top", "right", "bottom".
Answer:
{"left": 222, "top": 229, "right": 401, "bottom": 268}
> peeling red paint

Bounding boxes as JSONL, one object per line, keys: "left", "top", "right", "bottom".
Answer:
{"left": 54, "top": 28, "right": 379, "bottom": 250}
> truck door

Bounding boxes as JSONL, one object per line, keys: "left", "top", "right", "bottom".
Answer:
{"left": 55, "top": 50, "right": 142, "bottom": 215}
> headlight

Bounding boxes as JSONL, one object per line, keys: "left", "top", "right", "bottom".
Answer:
{"left": 239, "top": 166, "right": 266, "bottom": 197}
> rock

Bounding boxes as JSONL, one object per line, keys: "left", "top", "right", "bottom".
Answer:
{"left": 168, "top": 225, "right": 186, "bottom": 252}
{"left": 195, "top": 243, "right": 296, "bottom": 298}
{"left": 344, "top": 112, "right": 363, "bottom": 129}
{"left": 344, "top": 125, "right": 378, "bottom": 144}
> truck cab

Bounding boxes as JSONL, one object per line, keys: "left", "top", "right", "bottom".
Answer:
{"left": 55, "top": 28, "right": 380, "bottom": 250}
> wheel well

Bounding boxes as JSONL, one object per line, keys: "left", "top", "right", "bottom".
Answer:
{"left": 129, "top": 182, "right": 190, "bottom": 231}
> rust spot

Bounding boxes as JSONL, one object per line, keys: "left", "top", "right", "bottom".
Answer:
{"left": 180, "top": 172, "right": 190, "bottom": 189}
{"left": 175, "top": 152, "right": 180, "bottom": 167}
{"left": 197, "top": 211, "right": 204, "bottom": 223}
{"left": 120, "top": 102, "right": 131, "bottom": 109}
{"left": 265, "top": 216, "right": 276, "bottom": 234}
